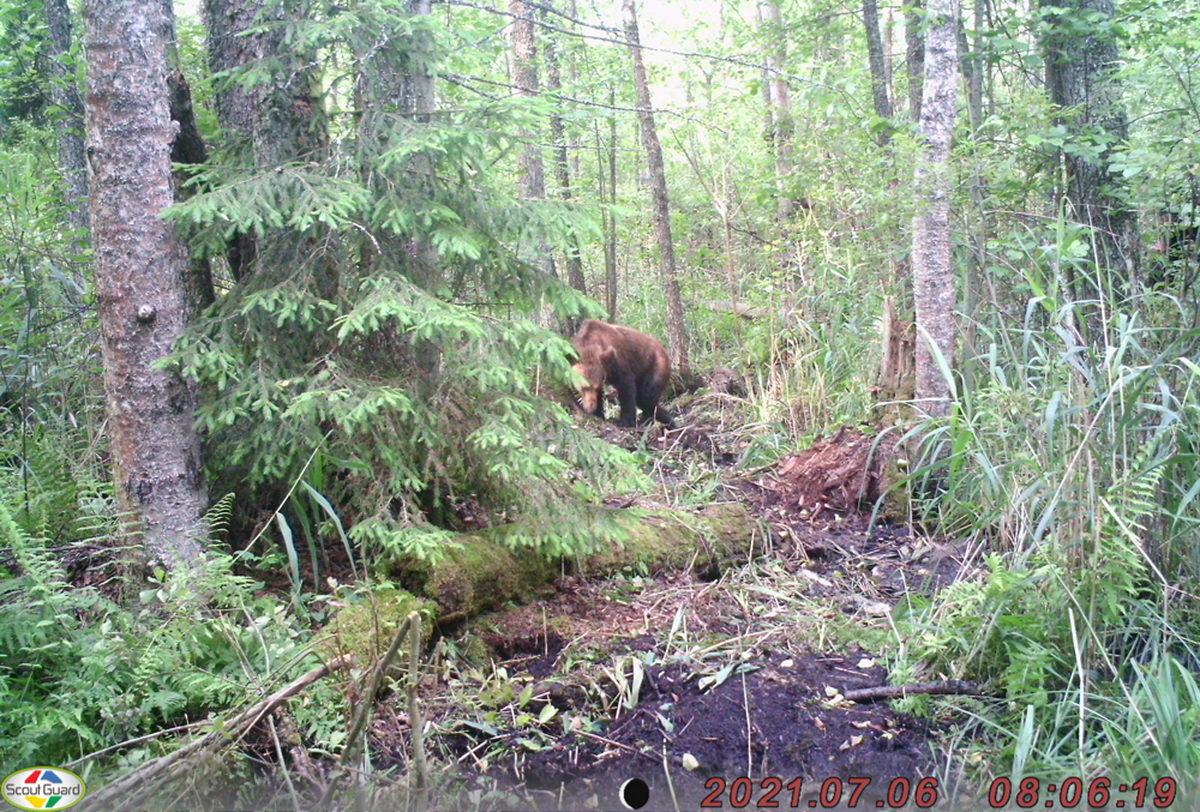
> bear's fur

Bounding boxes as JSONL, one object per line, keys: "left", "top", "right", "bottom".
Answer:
{"left": 570, "top": 319, "right": 674, "bottom": 427}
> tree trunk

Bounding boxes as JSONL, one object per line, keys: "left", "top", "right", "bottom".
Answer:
{"left": 544, "top": 25, "right": 586, "bottom": 295}
{"left": 402, "top": 0, "right": 442, "bottom": 378}
{"left": 884, "top": 7, "right": 896, "bottom": 108}
{"left": 44, "top": 0, "right": 90, "bottom": 236}
{"left": 905, "top": 0, "right": 925, "bottom": 121}
{"left": 758, "top": 0, "right": 795, "bottom": 219}
{"left": 162, "top": 0, "right": 215, "bottom": 315}
{"left": 203, "top": 0, "right": 261, "bottom": 143}
{"left": 621, "top": 0, "right": 690, "bottom": 379}
{"left": 1039, "top": 0, "right": 1138, "bottom": 283}
{"left": 509, "top": 0, "right": 557, "bottom": 282}
{"left": 167, "top": 67, "right": 217, "bottom": 316}
{"left": 595, "top": 87, "right": 619, "bottom": 320}
{"left": 203, "top": 0, "right": 263, "bottom": 280}
{"left": 84, "top": 0, "right": 207, "bottom": 569}
{"left": 721, "top": 161, "right": 740, "bottom": 302}
{"left": 863, "top": 0, "right": 894, "bottom": 146}
{"left": 755, "top": 3, "right": 775, "bottom": 155}
{"left": 204, "top": 0, "right": 329, "bottom": 282}
{"left": 607, "top": 89, "right": 618, "bottom": 320}
{"left": 911, "top": 0, "right": 960, "bottom": 419}
{"left": 401, "top": 0, "right": 439, "bottom": 293}
{"left": 959, "top": 0, "right": 989, "bottom": 370}
{"left": 965, "top": 0, "right": 984, "bottom": 132}
{"left": 254, "top": 4, "right": 327, "bottom": 169}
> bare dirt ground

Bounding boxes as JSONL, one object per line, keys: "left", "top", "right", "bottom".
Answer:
{"left": 373, "top": 400, "right": 982, "bottom": 810}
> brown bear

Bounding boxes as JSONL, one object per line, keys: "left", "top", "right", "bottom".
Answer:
{"left": 570, "top": 319, "right": 674, "bottom": 427}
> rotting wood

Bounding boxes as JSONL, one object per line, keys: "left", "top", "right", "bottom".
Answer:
{"left": 842, "top": 680, "right": 980, "bottom": 702}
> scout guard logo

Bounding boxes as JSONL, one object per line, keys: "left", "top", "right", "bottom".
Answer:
{"left": 2, "top": 768, "right": 86, "bottom": 810}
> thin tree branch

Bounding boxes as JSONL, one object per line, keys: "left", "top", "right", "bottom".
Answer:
{"left": 842, "top": 680, "right": 980, "bottom": 702}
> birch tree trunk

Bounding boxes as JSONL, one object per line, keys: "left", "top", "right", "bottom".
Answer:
{"left": 863, "top": 0, "right": 894, "bottom": 146}
{"left": 755, "top": 3, "right": 775, "bottom": 155}
{"left": 622, "top": 0, "right": 690, "bottom": 379}
{"left": 84, "top": 0, "right": 207, "bottom": 570}
{"left": 509, "top": 0, "right": 557, "bottom": 281}
{"left": 911, "top": 0, "right": 960, "bottom": 419}
{"left": 758, "top": 0, "right": 795, "bottom": 219}
{"left": 44, "top": 0, "right": 90, "bottom": 235}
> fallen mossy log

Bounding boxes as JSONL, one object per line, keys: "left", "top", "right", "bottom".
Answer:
{"left": 386, "top": 503, "right": 763, "bottom": 621}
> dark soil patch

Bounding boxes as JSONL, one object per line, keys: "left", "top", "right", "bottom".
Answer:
{"left": 483, "top": 629, "right": 567, "bottom": 679}
{"left": 449, "top": 648, "right": 941, "bottom": 810}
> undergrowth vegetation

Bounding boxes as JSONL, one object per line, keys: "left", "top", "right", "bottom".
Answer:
{"left": 0, "top": 499, "right": 334, "bottom": 772}
{"left": 3, "top": 0, "right": 1200, "bottom": 804}
{"left": 887, "top": 221, "right": 1200, "bottom": 790}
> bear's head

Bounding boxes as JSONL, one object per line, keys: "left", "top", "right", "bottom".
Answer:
{"left": 572, "top": 359, "right": 605, "bottom": 414}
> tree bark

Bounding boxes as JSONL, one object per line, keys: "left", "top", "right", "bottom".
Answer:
{"left": 253, "top": 4, "right": 328, "bottom": 170}
{"left": 758, "top": 0, "right": 795, "bottom": 219}
{"left": 509, "top": 0, "right": 557, "bottom": 282}
{"left": 203, "top": 0, "right": 263, "bottom": 280}
{"left": 595, "top": 87, "right": 619, "bottom": 320}
{"left": 863, "top": 0, "right": 894, "bottom": 146}
{"left": 911, "top": 0, "right": 960, "bottom": 419}
{"left": 1039, "top": 0, "right": 1138, "bottom": 283}
{"left": 884, "top": 7, "right": 896, "bottom": 108}
{"left": 162, "top": 0, "right": 216, "bottom": 314}
{"left": 401, "top": 0, "right": 442, "bottom": 378}
{"left": 607, "top": 90, "right": 618, "bottom": 320}
{"left": 44, "top": 0, "right": 90, "bottom": 235}
{"left": 755, "top": 2, "right": 775, "bottom": 155}
{"left": 905, "top": 0, "right": 925, "bottom": 121}
{"left": 621, "top": 0, "right": 690, "bottom": 378}
{"left": 203, "top": 0, "right": 262, "bottom": 146}
{"left": 544, "top": 24, "right": 587, "bottom": 295}
{"left": 401, "top": 0, "right": 439, "bottom": 293}
{"left": 965, "top": 0, "right": 984, "bottom": 132}
{"left": 203, "top": 0, "right": 329, "bottom": 283}
{"left": 84, "top": 0, "right": 208, "bottom": 569}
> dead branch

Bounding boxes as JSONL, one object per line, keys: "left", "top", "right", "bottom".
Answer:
{"left": 85, "top": 655, "right": 352, "bottom": 809}
{"left": 842, "top": 680, "right": 980, "bottom": 702}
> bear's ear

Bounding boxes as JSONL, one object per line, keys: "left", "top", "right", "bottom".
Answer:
{"left": 598, "top": 346, "right": 618, "bottom": 363}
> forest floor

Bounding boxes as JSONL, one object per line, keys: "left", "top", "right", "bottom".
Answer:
{"left": 369, "top": 393, "right": 986, "bottom": 811}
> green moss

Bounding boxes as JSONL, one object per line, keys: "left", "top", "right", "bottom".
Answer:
{"left": 581, "top": 503, "right": 758, "bottom": 576}
{"left": 880, "top": 457, "right": 911, "bottom": 522}
{"left": 454, "top": 633, "right": 494, "bottom": 666}
{"left": 386, "top": 503, "right": 761, "bottom": 620}
{"left": 395, "top": 533, "right": 559, "bottom": 618}
{"left": 322, "top": 586, "right": 434, "bottom": 670}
